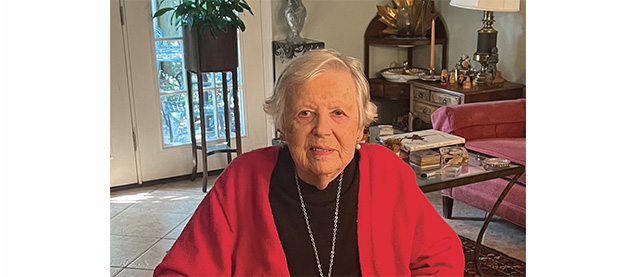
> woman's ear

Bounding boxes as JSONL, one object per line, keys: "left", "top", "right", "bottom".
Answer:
{"left": 357, "top": 128, "right": 365, "bottom": 142}
{"left": 277, "top": 129, "right": 285, "bottom": 141}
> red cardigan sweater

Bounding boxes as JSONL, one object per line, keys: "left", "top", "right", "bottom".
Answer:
{"left": 154, "top": 144, "right": 464, "bottom": 276}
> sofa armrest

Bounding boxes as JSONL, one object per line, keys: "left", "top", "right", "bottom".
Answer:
{"left": 431, "top": 99, "right": 526, "bottom": 140}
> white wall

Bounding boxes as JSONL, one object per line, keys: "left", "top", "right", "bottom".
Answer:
{"left": 271, "top": 0, "right": 526, "bottom": 85}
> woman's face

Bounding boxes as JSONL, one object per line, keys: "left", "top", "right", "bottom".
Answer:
{"left": 283, "top": 69, "right": 363, "bottom": 187}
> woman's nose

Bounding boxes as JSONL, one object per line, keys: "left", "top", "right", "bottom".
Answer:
{"left": 312, "top": 114, "right": 332, "bottom": 136}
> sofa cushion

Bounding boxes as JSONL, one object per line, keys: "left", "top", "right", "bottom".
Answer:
{"left": 431, "top": 99, "right": 526, "bottom": 141}
{"left": 465, "top": 138, "right": 526, "bottom": 185}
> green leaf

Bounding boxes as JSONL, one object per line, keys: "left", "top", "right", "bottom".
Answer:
{"left": 239, "top": 0, "right": 253, "bottom": 15}
{"left": 153, "top": 7, "right": 174, "bottom": 18}
{"left": 234, "top": 18, "right": 246, "bottom": 31}
{"left": 155, "top": 0, "right": 252, "bottom": 36}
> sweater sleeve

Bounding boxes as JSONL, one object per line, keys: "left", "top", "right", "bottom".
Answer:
{"left": 153, "top": 179, "right": 235, "bottom": 276}
{"left": 409, "top": 190, "right": 465, "bottom": 276}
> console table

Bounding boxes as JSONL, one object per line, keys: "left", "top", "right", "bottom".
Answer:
{"left": 408, "top": 80, "right": 525, "bottom": 130}
{"left": 272, "top": 39, "right": 325, "bottom": 81}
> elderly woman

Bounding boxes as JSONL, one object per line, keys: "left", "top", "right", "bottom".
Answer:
{"left": 154, "top": 49, "right": 464, "bottom": 276}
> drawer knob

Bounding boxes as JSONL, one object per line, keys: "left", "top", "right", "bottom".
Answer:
{"left": 442, "top": 98, "right": 448, "bottom": 104}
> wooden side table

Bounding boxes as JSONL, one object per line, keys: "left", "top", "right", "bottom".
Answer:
{"left": 408, "top": 80, "right": 525, "bottom": 131}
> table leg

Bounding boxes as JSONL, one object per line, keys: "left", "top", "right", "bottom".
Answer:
{"left": 474, "top": 171, "right": 524, "bottom": 276}
{"left": 198, "top": 72, "right": 209, "bottom": 193}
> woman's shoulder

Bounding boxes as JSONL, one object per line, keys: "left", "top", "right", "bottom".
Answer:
{"left": 236, "top": 145, "right": 280, "bottom": 159}
{"left": 212, "top": 146, "right": 281, "bottom": 193}
{"left": 225, "top": 145, "right": 281, "bottom": 172}
{"left": 358, "top": 143, "right": 402, "bottom": 162}
{"left": 358, "top": 143, "right": 415, "bottom": 177}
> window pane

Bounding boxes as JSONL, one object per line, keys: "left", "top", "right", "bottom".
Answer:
{"left": 155, "top": 40, "right": 185, "bottom": 92}
{"left": 190, "top": 73, "right": 214, "bottom": 91}
{"left": 152, "top": 0, "right": 182, "bottom": 39}
{"left": 195, "top": 91, "right": 217, "bottom": 141}
{"left": 215, "top": 89, "right": 243, "bottom": 138}
{"left": 160, "top": 94, "right": 190, "bottom": 146}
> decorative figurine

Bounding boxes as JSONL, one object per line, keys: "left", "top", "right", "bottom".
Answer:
{"left": 456, "top": 54, "right": 471, "bottom": 72}
{"left": 440, "top": 69, "right": 448, "bottom": 85}
{"left": 457, "top": 73, "right": 466, "bottom": 86}
{"left": 449, "top": 70, "right": 456, "bottom": 84}
{"left": 463, "top": 78, "right": 471, "bottom": 89}
{"left": 492, "top": 71, "right": 505, "bottom": 84}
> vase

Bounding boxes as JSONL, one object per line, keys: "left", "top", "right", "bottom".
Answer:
{"left": 396, "top": 6, "right": 414, "bottom": 38}
{"left": 285, "top": 0, "right": 307, "bottom": 43}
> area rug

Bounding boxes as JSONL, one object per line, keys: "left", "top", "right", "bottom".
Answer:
{"left": 460, "top": 235, "right": 526, "bottom": 277}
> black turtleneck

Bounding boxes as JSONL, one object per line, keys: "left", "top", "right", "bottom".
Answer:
{"left": 269, "top": 145, "right": 361, "bottom": 276}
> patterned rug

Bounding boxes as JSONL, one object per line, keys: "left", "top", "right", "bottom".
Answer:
{"left": 460, "top": 235, "right": 526, "bottom": 277}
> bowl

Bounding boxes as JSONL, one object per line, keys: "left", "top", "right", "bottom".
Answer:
{"left": 380, "top": 67, "right": 427, "bottom": 83}
{"left": 483, "top": 158, "right": 511, "bottom": 168}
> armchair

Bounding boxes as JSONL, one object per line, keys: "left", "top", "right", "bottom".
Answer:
{"left": 431, "top": 99, "right": 526, "bottom": 228}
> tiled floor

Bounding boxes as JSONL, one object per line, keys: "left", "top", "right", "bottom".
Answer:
{"left": 110, "top": 174, "right": 525, "bottom": 276}
{"left": 110, "top": 176, "right": 216, "bottom": 277}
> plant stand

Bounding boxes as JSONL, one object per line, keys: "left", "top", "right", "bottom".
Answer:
{"left": 183, "top": 26, "right": 242, "bottom": 192}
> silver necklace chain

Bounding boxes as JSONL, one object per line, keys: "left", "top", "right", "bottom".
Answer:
{"left": 294, "top": 170, "right": 343, "bottom": 277}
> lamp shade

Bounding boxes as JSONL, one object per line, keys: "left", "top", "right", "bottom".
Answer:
{"left": 449, "top": 0, "right": 520, "bottom": 12}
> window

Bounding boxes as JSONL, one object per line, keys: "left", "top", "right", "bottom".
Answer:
{"left": 151, "top": 0, "right": 246, "bottom": 147}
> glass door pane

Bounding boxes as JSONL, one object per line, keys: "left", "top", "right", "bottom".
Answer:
{"left": 151, "top": 0, "right": 245, "bottom": 147}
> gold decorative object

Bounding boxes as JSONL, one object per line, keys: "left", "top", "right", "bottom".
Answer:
{"left": 383, "top": 137, "right": 403, "bottom": 154}
{"left": 376, "top": 0, "right": 438, "bottom": 37}
{"left": 440, "top": 146, "right": 469, "bottom": 166}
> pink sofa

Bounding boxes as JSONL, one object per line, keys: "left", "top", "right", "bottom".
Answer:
{"left": 431, "top": 99, "right": 526, "bottom": 228}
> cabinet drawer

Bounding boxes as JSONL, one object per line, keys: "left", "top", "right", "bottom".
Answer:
{"left": 411, "top": 102, "right": 436, "bottom": 123}
{"left": 431, "top": 92, "right": 461, "bottom": 106}
{"left": 369, "top": 83, "right": 384, "bottom": 98}
{"left": 383, "top": 84, "right": 408, "bottom": 100}
{"left": 412, "top": 87, "right": 430, "bottom": 102}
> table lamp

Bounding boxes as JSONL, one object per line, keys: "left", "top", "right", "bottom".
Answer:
{"left": 449, "top": 0, "right": 520, "bottom": 84}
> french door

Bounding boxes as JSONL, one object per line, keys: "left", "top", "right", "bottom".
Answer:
{"left": 111, "top": 0, "right": 273, "bottom": 187}
{"left": 111, "top": 0, "right": 139, "bottom": 186}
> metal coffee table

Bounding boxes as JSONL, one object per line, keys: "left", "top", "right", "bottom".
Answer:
{"left": 405, "top": 150, "right": 525, "bottom": 275}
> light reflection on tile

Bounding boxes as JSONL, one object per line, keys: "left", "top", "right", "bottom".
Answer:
{"left": 110, "top": 209, "right": 190, "bottom": 238}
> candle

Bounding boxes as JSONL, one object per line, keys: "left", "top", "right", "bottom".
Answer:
{"left": 430, "top": 19, "right": 435, "bottom": 72}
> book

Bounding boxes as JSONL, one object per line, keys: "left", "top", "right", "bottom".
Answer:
{"left": 380, "top": 129, "right": 465, "bottom": 152}
{"left": 409, "top": 149, "right": 441, "bottom": 169}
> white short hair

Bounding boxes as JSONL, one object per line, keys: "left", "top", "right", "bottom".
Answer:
{"left": 264, "top": 48, "right": 378, "bottom": 133}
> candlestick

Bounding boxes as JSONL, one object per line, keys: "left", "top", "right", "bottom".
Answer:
{"left": 430, "top": 18, "right": 435, "bottom": 73}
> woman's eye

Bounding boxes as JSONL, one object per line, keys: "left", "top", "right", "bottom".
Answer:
{"left": 332, "top": 110, "right": 345, "bottom": 116}
{"left": 298, "top": 111, "right": 311, "bottom": 117}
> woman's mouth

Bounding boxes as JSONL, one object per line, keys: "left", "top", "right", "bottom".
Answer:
{"left": 310, "top": 146, "right": 334, "bottom": 156}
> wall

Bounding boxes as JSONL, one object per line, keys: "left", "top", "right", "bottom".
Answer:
{"left": 271, "top": 0, "right": 526, "bottom": 85}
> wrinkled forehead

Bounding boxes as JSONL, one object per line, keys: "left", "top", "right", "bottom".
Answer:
{"left": 289, "top": 69, "right": 357, "bottom": 102}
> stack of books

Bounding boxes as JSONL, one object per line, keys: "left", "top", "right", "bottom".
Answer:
{"left": 409, "top": 149, "right": 441, "bottom": 169}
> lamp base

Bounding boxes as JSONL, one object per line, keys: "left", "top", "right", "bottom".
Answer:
{"left": 472, "top": 47, "right": 499, "bottom": 85}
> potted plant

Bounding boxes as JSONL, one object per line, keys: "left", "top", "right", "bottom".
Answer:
{"left": 153, "top": 0, "right": 253, "bottom": 72}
